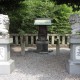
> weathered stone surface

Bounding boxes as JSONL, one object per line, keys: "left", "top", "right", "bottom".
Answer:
{"left": 69, "top": 14, "right": 80, "bottom": 34}
{"left": 67, "top": 14, "right": 80, "bottom": 74}
{"left": 0, "top": 14, "right": 9, "bottom": 38}
{"left": 0, "top": 14, "right": 15, "bottom": 74}
{"left": 34, "top": 18, "right": 51, "bottom": 53}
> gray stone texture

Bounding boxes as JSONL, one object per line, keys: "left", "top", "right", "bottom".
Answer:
{"left": 0, "top": 38, "right": 15, "bottom": 74}
{"left": 66, "top": 14, "right": 80, "bottom": 74}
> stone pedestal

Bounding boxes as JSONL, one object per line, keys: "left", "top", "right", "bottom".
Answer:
{"left": 0, "top": 38, "right": 15, "bottom": 74}
{"left": 36, "top": 40, "right": 48, "bottom": 53}
{"left": 66, "top": 35, "right": 80, "bottom": 74}
{"left": 36, "top": 26, "right": 48, "bottom": 53}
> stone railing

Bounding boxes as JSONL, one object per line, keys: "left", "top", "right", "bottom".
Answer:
{"left": 10, "top": 34, "right": 70, "bottom": 47}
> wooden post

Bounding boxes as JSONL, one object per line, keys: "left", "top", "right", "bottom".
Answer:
{"left": 47, "top": 35, "right": 49, "bottom": 41}
{"left": 52, "top": 35, "right": 54, "bottom": 45}
{"left": 56, "top": 36, "right": 60, "bottom": 55}
{"left": 67, "top": 36, "right": 69, "bottom": 44}
{"left": 20, "top": 35, "right": 25, "bottom": 56}
{"left": 25, "top": 36, "right": 28, "bottom": 46}
{"left": 15, "top": 36, "right": 18, "bottom": 45}
{"left": 31, "top": 36, "right": 34, "bottom": 45}
{"left": 36, "top": 35, "right": 38, "bottom": 40}
{"left": 62, "top": 36, "right": 65, "bottom": 45}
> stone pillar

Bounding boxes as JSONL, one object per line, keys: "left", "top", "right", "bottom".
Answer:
{"left": 56, "top": 38, "right": 60, "bottom": 55}
{"left": 0, "top": 38, "right": 15, "bottom": 74}
{"left": 31, "top": 36, "right": 34, "bottom": 45}
{"left": 62, "top": 36, "right": 65, "bottom": 45}
{"left": 20, "top": 36, "right": 25, "bottom": 55}
{"left": 25, "top": 36, "right": 28, "bottom": 46}
{"left": 15, "top": 36, "right": 18, "bottom": 45}
{"left": 66, "top": 14, "right": 80, "bottom": 74}
{"left": 52, "top": 35, "right": 54, "bottom": 45}
{"left": 0, "top": 14, "right": 15, "bottom": 74}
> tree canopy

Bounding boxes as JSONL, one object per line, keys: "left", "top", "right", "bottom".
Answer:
{"left": 0, "top": 0, "right": 24, "bottom": 13}
{"left": 0, "top": 0, "right": 77, "bottom": 34}
{"left": 53, "top": 0, "right": 80, "bottom": 11}
{"left": 8, "top": 0, "right": 73, "bottom": 34}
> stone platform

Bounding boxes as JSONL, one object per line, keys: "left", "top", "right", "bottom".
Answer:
{"left": 0, "top": 38, "right": 15, "bottom": 74}
{"left": 66, "top": 35, "right": 80, "bottom": 74}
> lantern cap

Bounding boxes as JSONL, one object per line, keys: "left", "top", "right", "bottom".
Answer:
{"left": 34, "top": 18, "right": 52, "bottom": 25}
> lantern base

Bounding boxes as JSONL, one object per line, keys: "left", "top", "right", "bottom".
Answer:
{"left": 36, "top": 40, "right": 48, "bottom": 53}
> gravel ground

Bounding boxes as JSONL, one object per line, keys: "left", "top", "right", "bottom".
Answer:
{"left": 0, "top": 47, "right": 80, "bottom": 80}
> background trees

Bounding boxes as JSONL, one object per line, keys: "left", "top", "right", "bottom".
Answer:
{"left": 17, "top": 0, "right": 60, "bottom": 34}
{"left": 49, "top": 4, "right": 73, "bottom": 34}
{"left": 10, "top": 0, "right": 73, "bottom": 34}
{"left": 0, "top": 0, "right": 78, "bottom": 34}
{"left": 0, "top": 0, "right": 24, "bottom": 13}
{"left": 0, "top": 0, "right": 24, "bottom": 33}
{"left": 53, "top": 0, "right": 80, "bottom": 11}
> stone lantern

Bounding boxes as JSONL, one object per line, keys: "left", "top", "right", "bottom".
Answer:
{"left": 34, "top": 18, "right": 51, "bottom": 53}
{"left": 66, "top": 14, "right": 80, "bottom": 74}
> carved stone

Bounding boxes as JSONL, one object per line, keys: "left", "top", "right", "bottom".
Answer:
{"left": 69, "top": 14, "right": 80, "bottom": 24}
{"left": 0, "top": 14, "right": 15, "bottom": 74}
{"left": 0, "top": 14, "right": 9, "bottom": 38}
{"left": 69, "top": 14, "right": 80, "bottom": 35}
{"left": 66, "top": 14, "right": 80, "bottom": 74}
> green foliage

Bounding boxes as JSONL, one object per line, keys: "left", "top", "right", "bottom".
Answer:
{"left": 53, "top": 0, "right": 80, "bottom": 11}
{"left": 18, "top": 29, "right": 25, "bottom": 35}
{"left": 20, "top": 0, "right": 58, "bottom": 33}
{"left": 0, "top": 0, "right": 25, "bottom": 33}
{"left": 0, "top": 0, "right": 73, "bottom": 34}
{"left": 51, "top": 4, "right": 73, "bottom": 34}
{"left": 10, "top": 0, "right": 60, "bottom": 33}
{"left": 9, "top": 0, "right": 73, "bottom": 34}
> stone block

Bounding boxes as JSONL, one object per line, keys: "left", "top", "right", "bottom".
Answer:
{"left": 0, "top": 59, "right": 15, "bottom": 74}
{"left": 66, "top": 60, "right": 80, "bottom": 74}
